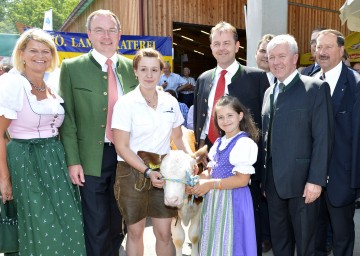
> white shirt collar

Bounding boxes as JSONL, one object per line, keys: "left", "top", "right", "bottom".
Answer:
{"left": 322, "top": 61, "right": 342, "bottom": 79}
{"left": 216, "top": 60, "right": 239, "bottom": 77}
{"left": 319, "top": 61, "right": 342, "bottom": 96}
{"left": 133, "top": 85, "right": 167, "bottom": 106}
{"left": 266, "top": 72, "right": 276, "bottom": 84}
{"left": 279, "top": 69, "right": 299, "bottom": 86}
{"left": 91, "top": 49, "right": 118, "bottom": 72}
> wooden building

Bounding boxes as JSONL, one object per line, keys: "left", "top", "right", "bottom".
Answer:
{"left": 61, "top": 0, "right": 350, "bottom": 78}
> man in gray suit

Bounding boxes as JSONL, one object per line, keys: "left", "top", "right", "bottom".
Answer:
{"left": 262, "top": 34, "right": 333, "bottom": 255}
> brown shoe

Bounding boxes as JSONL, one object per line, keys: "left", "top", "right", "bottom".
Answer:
{"left": 262, "top": 240, "right": 272, "bottom": 253}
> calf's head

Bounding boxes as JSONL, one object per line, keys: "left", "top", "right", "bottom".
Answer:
{"left": 160, "top": 146, "right": 207, "bottom": 207}
{"left": 160, "top": 150, "right": 197, "bottom": 207}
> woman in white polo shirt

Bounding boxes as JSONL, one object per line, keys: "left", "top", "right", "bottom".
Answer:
{"left": 112, "top": 48, "right": 194, "bottom": 256}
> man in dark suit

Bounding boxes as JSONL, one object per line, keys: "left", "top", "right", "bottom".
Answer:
{"left": 255, "top": 33, "right": 275, "bottom": 254}
{"left": 315, "top": 29, "right": 360, "bottom": 256}
{"left": 301, "top": 28, "right": 326, "bottom": 76}
{"left": 194, "top": 21, "right": 269, "bottom": 256}
{"left": 262, "top": 34, "right": 333, "bottom": 255}
{"left": 60, "top": 10, "right": 137, "bottom": 256}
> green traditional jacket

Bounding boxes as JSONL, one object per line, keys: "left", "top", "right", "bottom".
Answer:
{"left": 59, "top": 51, "right": 137, "bottom": 177}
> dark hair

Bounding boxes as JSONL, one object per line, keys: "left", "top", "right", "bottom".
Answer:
{"left": 166, "top": 89, "right": 177, "bottom": 99}
{"left": 256, "top": 34, "right": 275, "bottom": 50}
{"left": 317, "top": 29, "right": 345, "bottom": 47}
{"left": 132, "top": 47, "right": 165, "bottom": 70}
{"left": 213, "top": 95, "right": 259, "bottom": 142}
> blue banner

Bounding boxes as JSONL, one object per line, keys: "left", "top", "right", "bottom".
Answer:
{"left": 48, "top": 31, "right": 172, "bottom": 62}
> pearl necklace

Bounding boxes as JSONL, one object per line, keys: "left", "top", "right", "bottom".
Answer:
{"left": 21, "top": 73, "right": 47, "bottom": 92}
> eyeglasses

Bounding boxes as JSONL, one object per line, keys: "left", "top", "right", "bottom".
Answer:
{"left": 91, "top": 28, "right": 119, "bottom": 35}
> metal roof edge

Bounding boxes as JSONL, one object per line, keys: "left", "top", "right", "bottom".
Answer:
{"left": 60, "top": 0, "right": 94, "bottom": 31}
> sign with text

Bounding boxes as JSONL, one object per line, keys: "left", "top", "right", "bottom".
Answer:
{"left": 0, "top": 31, "right": 172, "bottom": 63}
{"left": 49, "top": 31, "right": 172, "bottom": 63}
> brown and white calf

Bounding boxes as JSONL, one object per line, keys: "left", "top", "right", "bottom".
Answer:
{"left": 138, "top": 145, "right": 206, "bottom": 256}
{"left": 160, "top": 149, "right": 201, "bottom": 256}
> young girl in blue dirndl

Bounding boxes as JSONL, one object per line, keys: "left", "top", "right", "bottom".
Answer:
{"left": 191, "top": 95, "right": 258, "bottom": 255}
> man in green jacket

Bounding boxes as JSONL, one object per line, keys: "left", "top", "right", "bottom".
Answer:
{"left": 59, "top": 9, "right": 137, "bottom": 256}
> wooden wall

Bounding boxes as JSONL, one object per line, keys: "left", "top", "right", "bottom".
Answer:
{"left": 62, "top": 0, "right": 351, "bottom": 57}
{"left": 63, "top": 0, "right": 141, "bottom": 35}
{"left": 142, "top": 0, "right": 247, "bottom": 36}
{"left": 288, "top": 1, "right": 350, "bottom": 55}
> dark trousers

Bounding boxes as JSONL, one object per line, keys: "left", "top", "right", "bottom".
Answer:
{"left": 266, "top": 162, "right": 320, "bottom": 256}
{"left": 316, "top": 191, "right": 355, "bottom": 256}
{"left": 249, "top": 180, "right": 262, "bottom": 256}
{"left": 80, "top": 144, "right": 124, "bottom": 256}
{"left": 178, "top": 93, "right": 194, "bottom": 108}
{"left": 315, "top": 193, "right": 331, "bottom": 256}
{"left": 261, "top": 195, "right": 272, "bottom": 242}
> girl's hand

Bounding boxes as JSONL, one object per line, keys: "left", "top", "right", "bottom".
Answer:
{"left": 191, "top": 180, "right": 212, "bottom": 197}
{"left": 193, "top": 164, "right": 199, "bottom": 175}
{"left": 150, "top": 171, "right": 165, "bottom": 188}
{"left": 185, "top": 185, "right": 192, "bottom": 195}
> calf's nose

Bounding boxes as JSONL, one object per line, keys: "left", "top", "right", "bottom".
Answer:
{"left": 165, "top": 196, "right": 180, "bottom": 207}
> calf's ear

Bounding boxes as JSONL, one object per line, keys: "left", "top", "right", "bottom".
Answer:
{"left": 192, "top": 145, "right": 208, "bottom": 161}
{"left": 137, "top": 151, "right": 166, "bottom": 168}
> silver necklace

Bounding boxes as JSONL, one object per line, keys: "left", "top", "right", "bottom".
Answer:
{"left": 143, "top": 92, "right": 157, "bottom": 108}
{"left": 21, "top": 73, "right": 46, "bottom": 92}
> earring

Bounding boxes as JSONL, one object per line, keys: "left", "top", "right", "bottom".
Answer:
{"left": 23, "top": 60, "right": 26, "bottom": 65}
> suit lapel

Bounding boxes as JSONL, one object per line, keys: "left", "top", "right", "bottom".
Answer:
{"left": 230, "top": 63, "right": 243, "bottom": 82}
{"left": 309, "top": 65, "right": 321, "bottom": 77}
{"left": 331, "top": 64, "right": 348, "bottom": 115}
{"left": 207, "top": 68, "right": 217, "bottom": 90}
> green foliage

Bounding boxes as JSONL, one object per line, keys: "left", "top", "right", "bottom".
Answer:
{"left": 0, "top": 0, "right": 79, "bottom": 33}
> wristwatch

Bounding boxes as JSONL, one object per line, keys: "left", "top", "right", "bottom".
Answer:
{"left": 144, "top": 168, "right": 153, "bottom": 178}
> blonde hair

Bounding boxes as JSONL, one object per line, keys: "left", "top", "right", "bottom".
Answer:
{"left": 12, "top": 28, "right": 59, "bottom": 73}
{"left": 210, "top": 21, "right": 238, "bottom": 43}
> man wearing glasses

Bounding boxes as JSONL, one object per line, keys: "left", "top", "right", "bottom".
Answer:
{"left": 301, "top": 28, "right": 326, "bottom": 76}
{"left": 59, "top": 9, "right": 137, "bottom": 256}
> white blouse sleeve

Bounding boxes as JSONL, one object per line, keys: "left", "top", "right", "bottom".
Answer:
{"left": 230, "top": 137, "right": 258, "bottom": 175}
{"left": 0, "top": 73, "right": 25, "bottom": 119}
{"left": 206, "top": 139, "right": 220, "bottom": 169}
